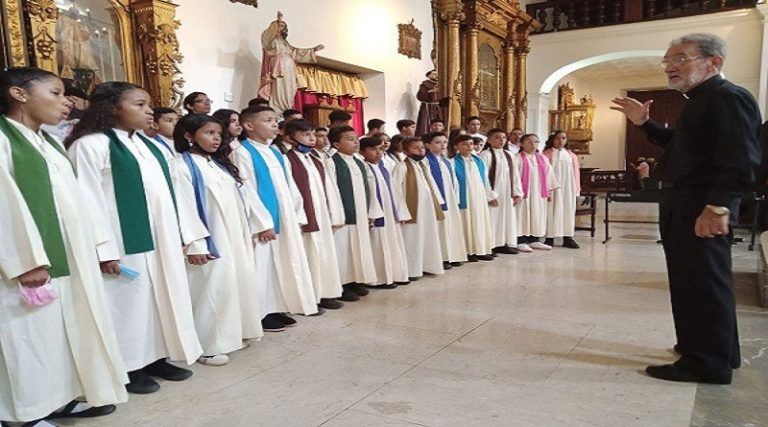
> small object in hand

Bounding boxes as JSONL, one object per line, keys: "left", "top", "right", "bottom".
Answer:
{"left": 119, "top": 264, "right": 140, "bottom": 280}
{"left": 18, "top": 281, "right": 58, "bottom": 307}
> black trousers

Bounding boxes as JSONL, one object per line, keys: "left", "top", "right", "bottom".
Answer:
{"left": 659, "top": 189, "right": 740, "bottom": 375}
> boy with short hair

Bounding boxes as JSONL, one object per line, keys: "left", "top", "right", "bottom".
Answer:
{"left": 429, "top": 119, "right": 445, "bottom": 134}
{"left": 396, "top": 119, "right": 417, "bottom": 137}
{"left": 465, "top": 116, "right": 486, "bottom": 143}
{"left": 147, "top": 107, "right": 179, "bottom": 157}
{"left": 327, "top": 125, "right": 380, "bottom": 300}
{"left": 366, "top": 118, "right": 385, "bottom": 137}
{"left": 329, "top": 110, "right": 352, "bottom": 128}
{"left": 312, "top": 126, "right": 335, "bottom": 159}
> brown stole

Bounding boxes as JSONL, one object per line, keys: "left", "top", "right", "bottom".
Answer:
{"left": 287, "top": 150, "right": 322, "bottom": 233}
{"left": 488, "top": 149, "right": 515, "bottom": 196}
{"left": 404, "top": 158, "right": 446, "bottom": 224}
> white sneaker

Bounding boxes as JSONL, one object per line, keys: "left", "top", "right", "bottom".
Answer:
{"left": 516, "top": 243, "right": 533, "bottom": 252}
{"left": 198, "top": 354, "right": 230, "bottom": 366}
{"left": 530, "top": 241, "right": 552, "bottom": 250}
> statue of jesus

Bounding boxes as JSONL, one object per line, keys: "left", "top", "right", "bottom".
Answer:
{"left": 258, "top": 12, "right": 324, "bottom": 113}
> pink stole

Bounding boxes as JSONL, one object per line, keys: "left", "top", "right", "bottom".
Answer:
{"left": 519, "top": 151, "right": 550, "bottom": 199}
{"left": 543, "top": 148, "right": 581, "bottom": 194}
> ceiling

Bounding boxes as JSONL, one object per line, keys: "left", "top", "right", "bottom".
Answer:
{"left": 570, "top": 56, "right": 665, "bottom": 81}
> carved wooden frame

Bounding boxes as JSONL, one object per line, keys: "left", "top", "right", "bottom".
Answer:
{"left": 1, "top": 0, "right": 183, "bottom": 108}
{"left": 398, "top": 19, "right": 422, "bottom": 59}
{"left": 229, "top": 0, "right": 257, "bottom": 7}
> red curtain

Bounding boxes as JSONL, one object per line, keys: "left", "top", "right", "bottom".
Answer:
{"left": 293, "top": 90, "right": 365, "bottom": 135}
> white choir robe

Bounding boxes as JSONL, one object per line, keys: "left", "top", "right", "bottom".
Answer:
{"left": 0, "top": 122, "right": 128, "bottom": 422}
{"left": 392, "top": 158, "right": 445, "bottom": 278}
{"left": 293, "top": 150, "right": 344, "bottom": 301}
{"left": 479, "top": 148, "right": 523, "bottom": 248}
{"left": 177, "top": 154, "right": 263, "bottom": 356}
{"left": 514, "top": 153, "right": 559, "bottom": 238}
{"left": 365, "top": 161, "right": 410, "bottom": 285}
{"left": 327, "top": 153, "right": 378, "bottom": 285}
{"left": 546, "top": 148, "right": 579, "bottom": 238}
{"left": 70, "top": 129, "right": 206, "bottom": 370}
{"left": 428, "top": 154, "right": 467, "bottom": 263}
{"left": 381, "top": 151, "right": 399, "bottom": 175}
{"left": 230, "top": 139, "right": 318, "bottom": 315}
{"left": 455, "top": 155, "right": 496, "bottom": 256}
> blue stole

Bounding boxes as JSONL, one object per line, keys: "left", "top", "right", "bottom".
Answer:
{"left": 426, "top": 153, "right": 448, "bottom": 211}
{"left": 181, "top": 152, "right": 221, "bottom": 258}
{"left": 454, "top": 154, "right": 487, "bottom": 210}
{"left": 153, "top": 135, "right": 175, "bottom": 156}
{"left": 241, "top": 139, "right": 286, "bottom": 234}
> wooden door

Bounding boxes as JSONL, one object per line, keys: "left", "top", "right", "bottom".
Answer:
{"left": 625, "top": 89, "right": 686, "bottom": 167}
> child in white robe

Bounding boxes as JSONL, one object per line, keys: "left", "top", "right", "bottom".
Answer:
{"left": 392, "top": 137, "right": 445, "bottom": 279}
{"left": 514, "top": 133, "right": 559, "bottom": 252}
{"left": 360, "top": 136, "right": 411, "bottom": 287}
{"left": 327, "top": 125, "right": 379, "bottom": 300}
{"left": 449, "top": 134, "right": 496, "bottom": 262}
{"left": 174, "top": 114, "right": 263, "bottom": 366}
{"left": 68, "top": 81, "right": 208, "bottom": 394}
{"left": 284, "top": 120, "right": 346, "bottom": 310}
{"left": 0, "top": 67, "right": 126, "bottom": 425}
{"left": 479, "top": 129, "right": 523, "bottom": 255}
{"left": 231, "top": 106, "right": 319, "bottom": 331}
{"left": 424, "top": 131, "right": 468, "bottom": 268}
{"left": 543, "top": 130, "right": 581, "bottom": 249}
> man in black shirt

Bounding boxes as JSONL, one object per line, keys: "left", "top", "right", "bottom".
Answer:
{"left": 611, "top": 33, "right": 762, "bottom": 384}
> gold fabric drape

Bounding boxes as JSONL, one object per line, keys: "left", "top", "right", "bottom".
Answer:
{"left": 296, "top": 64, "right": 369, "bottom": 99}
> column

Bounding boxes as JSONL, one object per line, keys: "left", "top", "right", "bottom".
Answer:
{"left": 528, "top": 92, "right": 551, "bottom": 140}
{"left": 502, "top": 40, "right": 516, "bottom": 131}
{"left": 444, "top": 12, "right": 464, "bottom": 129}
{"left": 513, "top": 39, "right": 530, "bottom": 130}
{"left": 464, "top": 24, "right": 480, "bottom": 117}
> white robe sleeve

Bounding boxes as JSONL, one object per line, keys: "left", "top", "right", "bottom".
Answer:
{"left": 68, "top": 136, "right": 121, "bottom": 262}
{"left": 511, "top": 158, "right": 523, "bottom": 198}
{"left": 231, "top": 147, "right": 275, "bottom": 234}
{"left": 391, "top": 162, "right": 412, "bottom": 222}
{"left": 322, "top": 161, "right": 345, "bottom": 226}
{"left": 174, "top": 158, "right": 210, "bottom": 256}
{"left": 547, "top": 162, "right": 561, "bottom": 192}
{"left": 0, "top": 135, "right": 50, "bottom": 279}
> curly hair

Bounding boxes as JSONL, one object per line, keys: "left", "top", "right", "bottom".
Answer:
{"left": 64, "top": 81, "right": 144, "bottom": 148}
{"left": 174, "top": 113, "right": 243, "bottom": 184}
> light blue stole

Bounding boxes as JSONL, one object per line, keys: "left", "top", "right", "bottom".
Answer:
{"left": 454, "top": 154, "right": 488, "bottom": 210}
{"left": 241, "top": 139, "right": 286, "bottom": 234}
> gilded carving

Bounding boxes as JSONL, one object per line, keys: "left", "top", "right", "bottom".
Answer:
{"left": 25, "top": 0, "right": 59, "bottom": 71}
{"left": 4, "top": 0, "right": 27, "bottom": 66}
{"left": 398, "top": 19, "right": 422, "bottom": 60}
{"left": 229, "top": 0, "right": 258, "bottom": 7}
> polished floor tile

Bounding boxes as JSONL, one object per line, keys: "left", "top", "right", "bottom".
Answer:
{"left": 58, "top": 211, "right": 767, "bottom": 426}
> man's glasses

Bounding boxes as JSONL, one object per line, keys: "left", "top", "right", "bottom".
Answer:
{"left": 659, "top": 56, "right": 706, "bottom": 68}
{"left": 194, "top": 99, "right": 212, "bottom": 105}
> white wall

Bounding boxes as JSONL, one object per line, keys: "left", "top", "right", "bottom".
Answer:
{"left": 174, "top": 0, "right": 435, "bottom": 129}
{"left": 551, "top": 74, "right": 667, "bottom": 170}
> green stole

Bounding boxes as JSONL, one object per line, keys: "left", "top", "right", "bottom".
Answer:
{"left": 1, "top": 115, "right": 73, "bottom": 277}
{"left": 332, "top": 153, "right": 370, "bottom": 225}
{"left": 105, "top": 129, "right": 177, "bottom": 254}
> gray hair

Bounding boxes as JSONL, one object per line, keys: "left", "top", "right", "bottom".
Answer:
{"left": 670, "top": 33, "right": 727, "bottom": 60}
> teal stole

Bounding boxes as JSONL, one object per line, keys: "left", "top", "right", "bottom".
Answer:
{"left": 0, "top": 116, "right": 73, "bottom": 277}
{"left": 332, "top": 153, "right": 370, "bottom": 225}
{"left": 454, "top": 154, "right": 488, "bottom": 210}
{"left": 241, "top": 139, "right": 286, "bottom": 234}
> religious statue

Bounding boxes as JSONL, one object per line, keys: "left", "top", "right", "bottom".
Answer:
{"left": 415, "top": 69, "right": 447, "bottom": 136}
{"left": 258, "top": 11, "right": 324, "bottom": 114}
{"left": 557, "top": 82, "right": 575, "bottom": 110}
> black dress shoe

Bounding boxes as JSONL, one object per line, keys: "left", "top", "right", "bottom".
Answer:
{"left": 126, "top": 369, "right": 160, "bottom": 394}
{"left": 348, "top": 283, "right": 369, "bottom": 296}
{"left": 261, "top": 315, "right": 287, "bottom": 332}
{"left": 443, "top": 261, "right": 453, "bottom": 270}
{"left": 450, "top": 262, "right": 463, "bottom": 267}
{"left": 563, "top": 237, "right": 580, "bottom": 249}
{"left": 308, "top": 307, "right": 326, "bottom": 316}
{"left": 48, "top": 400, "right": 117, "bottom": 419}
{"left": 319, "top": 298, "right": 344, "bottom": 309}
{"left": 544, "top": 238, "right": 555, "bottom": 247}
{"left": 477, "top": 254, "right": 494, "bottom": 261}
{"left": 144, "top": 359, "right": 193, "bottom": 381}
{"left": 467, "top": 254, "right": 479, "bottom": 262}
{"left": 408, "top": 276, "right": 421, "bottom": 281}
{"left": 338, "top": 289, "right": 360, "bottom": 301}
{"left": 645, "top": 364, "right": 731, "bottom": 384}
{"left": 367, "top": 283, "right": 397, "bottom": 289}
{"left": 269, "top": 313, "right": 297, "bottom": 327}
{"left": 494, "top": 245, "right": 519, "bottom": 255}
{"left": 394, "top": 280, "right": 411, "bottom": 286}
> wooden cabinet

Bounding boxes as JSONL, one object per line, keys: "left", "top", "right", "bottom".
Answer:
{"left": 624, "top": 89, "right": 686, "bottom": 167}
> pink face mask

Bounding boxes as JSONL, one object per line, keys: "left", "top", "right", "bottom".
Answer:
{"left": 18, "top": 282, "right": 58, "bottom": 307}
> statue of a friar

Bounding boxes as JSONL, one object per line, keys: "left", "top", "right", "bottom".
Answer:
{"left": 258, "top": 11, "right": 324, "bottom": 113}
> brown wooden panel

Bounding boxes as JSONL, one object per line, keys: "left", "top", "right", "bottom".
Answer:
{"left": 624, "top": 89, "right": 686, "bottom": 168}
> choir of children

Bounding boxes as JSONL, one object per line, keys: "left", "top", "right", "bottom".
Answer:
{"left": 0, "top": 68, "right": 582, "bottom": 426}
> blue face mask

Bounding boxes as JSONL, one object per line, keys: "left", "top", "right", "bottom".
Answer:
{"left": 295, "top": 143, "right": 313, "bottom": 154}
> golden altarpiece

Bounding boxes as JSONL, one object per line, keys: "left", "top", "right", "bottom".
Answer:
{"left": 0, "top": 0, "right": 183, "bottom": 108}
{"left": 431, "top": 0, "right": 539, "bottom": 131}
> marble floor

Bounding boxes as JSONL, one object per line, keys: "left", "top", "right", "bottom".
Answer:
{"left": 61, "top": 213, "right": 768, "bottom": 427}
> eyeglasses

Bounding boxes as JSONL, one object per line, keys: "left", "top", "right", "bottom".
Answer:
{"left": 659, "top": 56, "right": 706, "bottom": 68}
{"left": 194, "top": 99, "right": 212, "bottom": 105}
